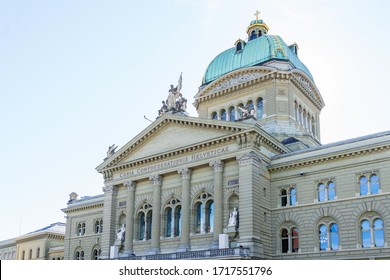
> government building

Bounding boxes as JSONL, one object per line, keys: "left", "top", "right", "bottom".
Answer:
{"left": 62, "top": 13, "right": 390, "bottom": 260}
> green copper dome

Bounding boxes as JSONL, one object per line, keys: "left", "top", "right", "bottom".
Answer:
{"left": 202, "top": 34, "right": 313, "bottom": 85}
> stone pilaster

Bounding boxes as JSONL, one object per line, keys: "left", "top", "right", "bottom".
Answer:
{"left": 210, "top": 160, "right": 224, "bottom": 248}
{"left": 100, "top": 185, "right": 118, "bottom": 259}
{"left": 124, "top": 181, "right": 136, "bottom": 255}
{"left": 149, "top": 175, "right": 162, "bottom": 254}
{"left": 178, "top": 168, "right": 192, "bottom": 251}
{"left": 236, "top": 151, "right": 264, "bottom": 258}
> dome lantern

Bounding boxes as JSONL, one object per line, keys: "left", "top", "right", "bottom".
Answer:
{"left": 247, "top": 10, "right": 269, "bottom": 41}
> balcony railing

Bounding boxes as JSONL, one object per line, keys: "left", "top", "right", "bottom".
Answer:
{"left": 116, "top": 247, "right": 250, "bottom": 260}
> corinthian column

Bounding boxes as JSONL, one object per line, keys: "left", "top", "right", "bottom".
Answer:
{"left": 178, "top": 168, "right": 192, "bottom": 251}
{"left": 149, "top": 175, "right": 162, "bottom": 254}
{"left": 210, "top": 160, "right": 224, "bottom": 248}
{"left": 124, "top": 181, "right": 136, "bottom": 255}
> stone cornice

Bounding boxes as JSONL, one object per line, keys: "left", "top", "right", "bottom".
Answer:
{"left": 62, "top": 201, "right": 104, "bottom": 214}
{"left": 195, "top": 67, "right": 324, "bottom": 112}
{"left": 15, "top": 232, "right": 64, "bottom": 243}
{"left": 269, "top": 143, "right": 390, "bottom": 172}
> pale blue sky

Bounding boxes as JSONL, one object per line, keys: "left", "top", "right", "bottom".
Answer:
{"left": 0, "top": 0, "right": 389, "bottom": 241}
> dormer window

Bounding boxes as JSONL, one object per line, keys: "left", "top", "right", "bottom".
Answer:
{"left": 236, "top": 42, "right": 242, "bottom": 51}
{"left": 235, "top": 39, "right": 245, "bottom": 52}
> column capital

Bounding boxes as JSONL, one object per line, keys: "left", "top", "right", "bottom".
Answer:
{"left": 178, "top": 168, "right": 192, "bottom": 179}
{"left": 102, "top": 185, "right": 118, "bottom": 194}
{"left": 124, "top": 181, "right": 136, "bottom": 192}
{"left": 236, "top": 151, "right": 261, "bottom": 166}
{"left": 149, "top": 174, "right": 162, "bottom": 186}
{"left": 209, "top": 160, "right": 224, "bottom": 172}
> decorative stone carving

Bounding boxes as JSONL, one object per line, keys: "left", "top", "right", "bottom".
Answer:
{"left": 149, "top": 174, "right": 162, "bottom": 186}
{"left": 178, "top": 168, "right": 192, "bottom": 179}
{"left": 211, "top": 72, "right": 264, "bottom": 94}
{"left": 124, "top": 181, "right": 136, "bottom": 192}
{"left": 236, "top": 151, "right": 261, "bottom": 166}
{"left": 68, "top": 192, "right": 78, "bottom": 203}
{"left": 237, "top": 105, "right": 256, "bottom": 120}
{"left": 116, "top": 224, "right": 126, "bottom": 242}
{"left": 209, "top": 160, "right": 224, "bottom": 172}
{"left": 105, "top": 144, "right": 118, "bottom": 160}
{"left": 102, "top": 185, "right": 118, "bottom": 194}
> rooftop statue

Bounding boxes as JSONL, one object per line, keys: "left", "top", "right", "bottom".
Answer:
{"left": 106, "top": 144, "right": 118, "bottom": 159}
{"left": 158, "top": 73, "right": 187, "bottom": 116}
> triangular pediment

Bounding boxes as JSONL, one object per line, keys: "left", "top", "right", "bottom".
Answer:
{"left": 96, "top": 114, "right": 252, "bottom": 172}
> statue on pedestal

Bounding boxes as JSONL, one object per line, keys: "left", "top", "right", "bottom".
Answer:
{"left": 116, "top": 224, "right": 126, "bottom": 242}
{"left": 228, "top": 208, "right": 238, "bottom": 227}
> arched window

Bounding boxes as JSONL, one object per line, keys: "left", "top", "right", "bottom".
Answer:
{"left": 330, "top": 223, "right": 339, "bottom": 250}
{"left": 294, "top": 101, "right": 298, "bottom": 121}
{"left": 194, "top": 192, "right": 214, "bottom": 234}
{"left": 164, "top": 198, "right": 182, "bottom": 238}
{"left": 328, "top": 182, "right": 336, "bottom": 200}
{"left": 75, "top": 249, "right": 84, "bottom": 260}
{"left": 29, "top": 249, "right": 32, "bottom": 260}
{"left": 236, "top": 42, "right": 242, "bottom": 51}
{"left": 319, "top": 224, "right": 328, "bottom": 251}
{"left": 95, "top": 219, "right": 103, "bottom": 234}
{"left": 92, "top": 248, "right": 101, "bottom": 260}
{"left": 22, "top": 250, "right": 25, "bottom": 260}
{"left": 139, "top": 212, "right": 145, "bottom": 240}
{"left": 36, "top": 248, "right": 40, "bottom": 259}
{"left": 299, "top": 105, "right": 303, "bottom": 125}
{"left": 374, "top": 218, "right": 384, "bottom": 247}
{"left": 303, "top": 110, "right": 307, "bottom": 129}
{"left": 319, "top": 223, "right": 339, "bottom": 251}
{"left": 220, "top": 109, "right": 226, "bottom": 121}
{"left": 229, "top": 106, "right": 235, "bottom": 121}
{"left": 289, "top": 188, "right": 296, "bottom": 206}
{"left": 291, "top": 227, "right": 299, "bottom": 252}
{"left": 175, "top": 206, "right": 182, "bottom": 237}
{"left": 360, "top": 217, "right": 385, "bottom": 248}
{"left": 361, "top": 220, "right": 371, "bottom": 248}
{"left": 146, "top": 211, "right": 152, "bottom": 240}
{"left": 257, "top": 98, "right": 263, "bottom": 119}
{"left": 281, "top": 187, "right": 296, "bottom": 207}
{"left": 318, "top": 181, "right": 336, "bottom": 202}
{"left": 318, "top": 183, "right": 325, "bottom": 202}
{"left": 77, "top": 222, "right": 86, "bottom": 236}
{"left": 206, "top": 201, "right": 214, "bottom": 233}
{"left": 371, "top": 174, "right": 379, "bottom": 194}
{"left": 311, "top": 117, "right": 316, "bottom": 135}
{"left": 138, "top": 203, "right": 152, "bottom": 241}
{"left": 280, "top": 189, "right": 287, "bottom": 207}
{"left": 359, "top": 176, "right": 368, "bottom": 196}
{"left": 166, "top": 208, "right": 172, "bottom": 237}
{"left": 211, "top": 112, "right": 218, "bottom": 120}
{"left": 250, "top": 30, "right": 257, "bottom": 40}
{"left": 280, "top": 226, "right": 299, "bottom": 253}
{"left": 237, "top": 103, "right": 244, "bottom": 119}
{"left": 281, "top": 229, "right": 288, "bottom": 253}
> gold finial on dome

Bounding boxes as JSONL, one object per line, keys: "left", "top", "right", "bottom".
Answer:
{"left": 254, "top": 10, "right": 260, "bottom": 20}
